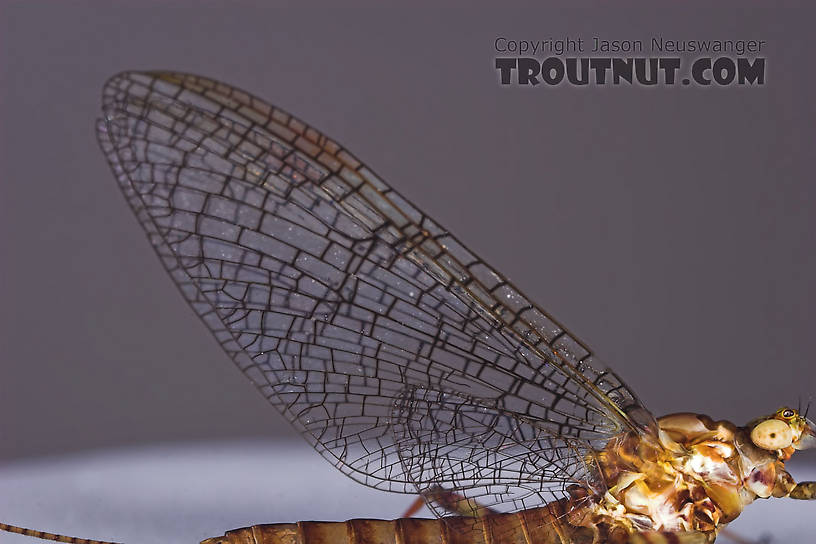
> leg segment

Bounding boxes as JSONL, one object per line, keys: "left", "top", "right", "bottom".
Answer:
{"left": 401, "top": 486, "right": 498, "bottom": 518}
{"left": 790, "top": 481, "right": 816, "bottom": 499}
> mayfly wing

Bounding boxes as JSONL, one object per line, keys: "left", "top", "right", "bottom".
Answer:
{"left": 96, "top": 71, "right": 655, "bottom": 513}
{"left": 392, "top": 386, "right": 610, "bottom": 514}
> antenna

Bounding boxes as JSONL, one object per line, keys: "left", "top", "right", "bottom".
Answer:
{"left": 0, "top": 521, "right": 122, "bottom": 544}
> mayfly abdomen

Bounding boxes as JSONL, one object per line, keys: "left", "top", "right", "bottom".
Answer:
{"left": 199, "top": 506, "right": 574, "bottom": 544}
{"left": 198, "top": 506, "right": 710, "bottom": 544}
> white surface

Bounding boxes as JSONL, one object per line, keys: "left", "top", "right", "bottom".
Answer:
{"left": 0, "top": 441, "right": 813, "bottom": 544}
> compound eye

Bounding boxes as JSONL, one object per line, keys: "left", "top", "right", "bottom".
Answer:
{"left": 751, "top": 419, "right": 794, "bottom": 450}
{"left": 782, "top": 408, "right": 796, "bottom": 419}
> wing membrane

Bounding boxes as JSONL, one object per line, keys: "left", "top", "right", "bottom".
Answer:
{"left": 96, "top": 71, "right": 651, "bottom": 507}
{"left": 393, "top": 386, "right": 605, "bottom": 513}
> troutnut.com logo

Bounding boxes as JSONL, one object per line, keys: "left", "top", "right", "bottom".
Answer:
{"left": 494, "top": 36, "right": 766, "bottom": 87}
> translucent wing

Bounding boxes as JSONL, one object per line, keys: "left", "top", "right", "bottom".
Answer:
{"left": 96, "top": 71, "right": 654, "bottom": 512}
{"left": 393, "top": 387, "right": 607, "bottom": 514}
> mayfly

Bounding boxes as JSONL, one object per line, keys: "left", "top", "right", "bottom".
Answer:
{"left": 3, "top": 72, "right": 814, "bottom": 544}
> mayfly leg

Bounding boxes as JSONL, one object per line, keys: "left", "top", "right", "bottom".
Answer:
{"left": 402, "top": 486, "right": 498, "bottom": 518}
{"left": 401, "top": 495, "right": 426, "bottom": 518}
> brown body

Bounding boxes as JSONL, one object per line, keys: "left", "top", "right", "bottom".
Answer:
{"left": 200, "top": 504, "right": 709, "bottom": 544}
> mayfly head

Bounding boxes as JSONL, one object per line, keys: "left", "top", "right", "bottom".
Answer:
{"left": 747, "top": 407, "right": 816, "bottom": 453}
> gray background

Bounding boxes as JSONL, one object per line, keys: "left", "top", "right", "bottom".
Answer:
{"left": 2, "top": 0, "right": 815, "bottom": 469}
